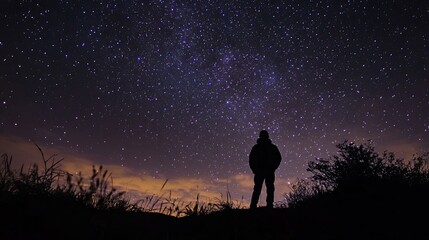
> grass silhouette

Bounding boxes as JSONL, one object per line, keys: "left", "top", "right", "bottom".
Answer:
{"left": 1, "top": 141, "right": 429, "bottom": 239}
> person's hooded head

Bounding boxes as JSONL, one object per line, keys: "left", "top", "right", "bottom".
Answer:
{"left": 257, "top": 130, "right": 271, "bottom": 144}
{"left": 259, "top": 130, "right": 269, "bottom": 139}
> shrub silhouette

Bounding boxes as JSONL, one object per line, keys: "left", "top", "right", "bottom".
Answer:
{"left": 285, "top": 140, "right": 429, "bottom": 208}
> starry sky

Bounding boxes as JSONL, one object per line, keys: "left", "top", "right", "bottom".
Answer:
{"left": 0, "top": 0, "right": 428, "bottom": 204}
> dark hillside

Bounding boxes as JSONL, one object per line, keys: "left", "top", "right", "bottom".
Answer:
{"left": 175, "top": 196, "right": 428, "bottom": 240}
{"left": 0, "top": 192, "right": 177, "bottom": 240}
{"left": 2, "top": 197, "right": 428, "bottom": 240}
{"left": 1, "top": 141, "right": 429, "bottom": 239}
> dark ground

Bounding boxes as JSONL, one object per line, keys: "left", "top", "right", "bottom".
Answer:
{"left": 1, "top": 191, "right": 428, "bottom": 240}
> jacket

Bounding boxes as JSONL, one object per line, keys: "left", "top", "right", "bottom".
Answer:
{"left": 249, "top": 138, "right": 282, "bottom": 174}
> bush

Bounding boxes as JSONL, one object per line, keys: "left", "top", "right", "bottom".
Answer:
{"left": 284, "top": 140, "right": 429, "bottom": 207}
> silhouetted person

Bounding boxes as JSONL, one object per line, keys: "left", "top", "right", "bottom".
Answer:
{"left": 249, "top": 130, "right": 282, "bottom": 209}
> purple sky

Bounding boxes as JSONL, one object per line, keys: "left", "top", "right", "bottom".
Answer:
{"left": 1, "top": 0, "right": 428, "bottom": 204}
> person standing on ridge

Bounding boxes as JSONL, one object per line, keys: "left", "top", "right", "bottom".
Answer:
{"left": 249, "top": 130, "right": 282, "bottom": 209}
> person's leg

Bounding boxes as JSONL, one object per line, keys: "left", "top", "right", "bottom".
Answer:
{"left": 265, "top": 172, "right": 275, "bottom": 208}
{"left": 250, "top": 174, "right": 264, "bottom": 209}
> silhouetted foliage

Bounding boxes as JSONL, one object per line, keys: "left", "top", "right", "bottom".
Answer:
{"left": 213, "top": 190, "right": 243, "bottom": 211}
{"left": 0, "top": 154, "right": 13, "bottom": 192}
{"left": 1, "top": 143, "right": 65, "bottom": 197}
{"left": 0, "top": 144, "right": 244, "bottom": 218}
{"left": 56, "top": 165, "right": 134, "bottom": 211}
{"left": 284, "top": 140, "right": 429, "bottom": 208}
{"left": 280, "top": 178, "right": 327, "bottom": 208}
{"left": 0, "top": 146, "right": 136, "bottom": 212}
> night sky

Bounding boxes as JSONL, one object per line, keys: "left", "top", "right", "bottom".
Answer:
{"left": 1, "top": 0, "right": 428, "bottom": 203}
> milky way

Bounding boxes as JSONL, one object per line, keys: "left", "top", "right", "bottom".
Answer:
{"left": 0, "top": 1, "right": 428, "bottom": 201}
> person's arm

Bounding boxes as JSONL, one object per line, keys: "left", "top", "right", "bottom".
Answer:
{"left": 274, "top": 146, "right": 282, "bottom": 169}
{"left": 249, "top": 146, "right": 257, "bottom": 174}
